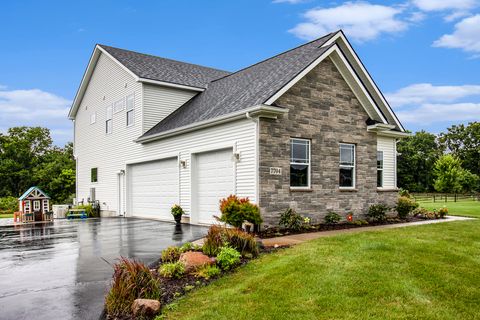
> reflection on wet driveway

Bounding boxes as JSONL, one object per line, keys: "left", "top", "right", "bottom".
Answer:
{"left": 0, "top": 218, "right": 208, "bottom": 320}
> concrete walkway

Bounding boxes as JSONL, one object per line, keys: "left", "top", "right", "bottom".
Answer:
{"left": 261, "top": 216, "right": 474, "bottom": 247}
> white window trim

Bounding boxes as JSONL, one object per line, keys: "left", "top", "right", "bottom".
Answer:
{"left": 113, "top": 98, "right": 125, "bottom": 114}
{"left": 106, "top": 105, "right": 113, "bottom": 135}
{"left": 377, "top": 150, "right": 384, "bottom": 188}
{"left": 90, "top": 112, "right": 96, "bottom": 125}
{"left": 290, "top": 138, "right": 311, "bottom": 189}
{"left": 339, "top": 143, "right": 356, "bottom": 189}
{"left": 91, "top": 167, "right": 98, "bottom": 183}
{"left": 33, "top": 200, "right": 41, "bottom": 211}
{"left": 126, "top": 93, "right": 135, "bottom": 127}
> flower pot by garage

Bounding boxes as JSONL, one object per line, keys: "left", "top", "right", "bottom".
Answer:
{"left": 174, "top": 215, "right": 182, "bottom": 224}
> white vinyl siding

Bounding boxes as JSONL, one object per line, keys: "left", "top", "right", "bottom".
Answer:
{"left": 126, "top": 94, "right": 134, "bottom": 126}
{"left": 377, "top": 136, "right": 396, "bottom": 189}
{"left": 74, "top": 52, "right": 257, "bottom": 216}
{"left": 142, "top": 84, "right": 197, "bottom": 133}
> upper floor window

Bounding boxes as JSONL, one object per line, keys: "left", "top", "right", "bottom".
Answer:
{"left": 106, "top": 105, "right": 113, "bottom": 134}
{"left": 339, "top": 143, "right": 355, "bottom": 188}
{"left": 377, "top": 151, "right": 384, "bottom": 188}
{"left": 90, "top": 113, "right": 96, "bottom": 125}
{"left": 91, "top": 168, "right": 98, "bottom": 183}
{"left": 126, "top": 94, "right": 134, "bottom": 126}
{"left": 113, "top": 98, "right": 125, "bottom": 114}
{"left": 290, "top": 138, "right": 310, "bottom": 188}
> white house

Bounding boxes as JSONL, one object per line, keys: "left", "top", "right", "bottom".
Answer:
{"left": 69, "top": 30, "right": 407, "bottom": 225}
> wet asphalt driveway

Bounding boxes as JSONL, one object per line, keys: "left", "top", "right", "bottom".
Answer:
{"left": 0, "top": 218, "right": 208, "bottom": 320}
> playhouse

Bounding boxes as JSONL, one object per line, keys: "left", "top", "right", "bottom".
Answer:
{"left": 17, "top": 186, "right": 52, "bottom": 222}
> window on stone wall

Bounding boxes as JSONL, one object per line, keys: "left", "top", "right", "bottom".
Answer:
{"left": 377, "top": 151, "right": 384, "bottom": 188}
{"left": 290, "top": 138, "right": 310, "bottom": 188}
{"left": 339, "top": 143, "right": 355, "bottom": 188}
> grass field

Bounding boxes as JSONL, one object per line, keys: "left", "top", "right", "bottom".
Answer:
{"left": 163, "top": 219, "right": 480, "bottom": 320}
{"left": 0, "top": 213, "right": 13, "bottom": 219}
{"left": 418, "top": 200, "right": 480, "bottom": 218}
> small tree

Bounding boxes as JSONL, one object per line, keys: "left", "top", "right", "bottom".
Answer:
{"left": 433, "top": 155, "right": 480, "bottom": 193}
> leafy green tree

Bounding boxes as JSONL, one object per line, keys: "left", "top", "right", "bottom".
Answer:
{"left": 433, "top": 154, "right": 479, "bottom": 193}
{"left": 397, "top": 131, "right": 444, "bottom": 192}
{"left": 0, "top": 127, "right": 75, "bottom": 203}
{"left": 0, "top": 127, "right": 52, "bottom": 197}
{"left": 439, "top": 122, "right": 480, "bottom": 176}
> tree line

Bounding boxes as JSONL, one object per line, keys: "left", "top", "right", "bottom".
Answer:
{"left": 397, "top": 122, "right": 480, "bottom": 193}
{"left": 0, "top": 127, "right": 75, "bottom": 204}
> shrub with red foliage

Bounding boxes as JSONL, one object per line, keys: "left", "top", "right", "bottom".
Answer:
{"left": 218, "top": 195, "right": 262, "bottom": 228}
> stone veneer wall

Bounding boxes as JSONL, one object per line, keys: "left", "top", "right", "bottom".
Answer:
{"left": 258, "top": 57, "right": 397, "bottom": 225}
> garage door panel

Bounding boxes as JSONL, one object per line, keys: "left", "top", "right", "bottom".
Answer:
{"left": 129, "top": 158, "right": 178, "bottom": 219}
{"left": 194, "top": 149, "right": 234, "bottom": 224}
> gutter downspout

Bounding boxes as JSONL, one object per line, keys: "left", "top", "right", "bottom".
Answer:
{"left": 246, "top": 111, "right": 260, "bottom": 210}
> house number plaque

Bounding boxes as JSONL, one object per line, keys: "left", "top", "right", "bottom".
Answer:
{"left": 269, "top": 167, "right": 282, "bottom": 175}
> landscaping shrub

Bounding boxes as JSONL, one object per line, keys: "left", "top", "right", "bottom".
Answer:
{"left": 324, "top": 211, "right": 341, "bottom": 224}
{"left": 348, "top": 219, "right": 369, "bottom": 226}
{"left": 0, "top": 196, "right": 18, "bottom": 214}
{"left": 438, "top": 207, "right": 448, "bottom": 218}
{"left": 192, "top": 265, "right": 221, "bottom": 280}
{"left": 398, "top": 188, "right": 411, "bottom": 198}
{"left": 216, "top": 246, "right": 241, "bottom": 270}
{"left": 202, "top": 225, "right": 258, "bottom": 257}
{"left": 180, "top": 242, "right": 199, "bottom": 253}
{"left": 105, "top": 257, "right": 161, "bottom": 317}
{"left": 159, "top": 262, "right": 185, "bottom": 279}
{"left": 161, "top": 246, "right": 182, "bottom": 263}
{"left": 396, "top": 196, "right": 419, "bottom": 219}
{"left": 279, "top": 208, "right": 303, "bottom": 231}
{"left": 219, "top": 195, "right": 262, "bottom": 228}
{"left": 367, "top": 204, "right": 390, "bottom": 221}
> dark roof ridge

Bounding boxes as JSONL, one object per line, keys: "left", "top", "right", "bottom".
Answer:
{"left": 97, "top": 44, "right": 231, "bottom": 75}
{"left": 210, "top": 31, "right": 338, "bottom": 83}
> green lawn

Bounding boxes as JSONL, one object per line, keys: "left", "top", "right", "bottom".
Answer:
{"left": 163, "top": 220, "right": 480, "bottom": 320}
{"left": 419, "top": 200, "right": 480, "bottom": 218}
{"left": 0, "top": 213, "right": 13, "bottom": 219}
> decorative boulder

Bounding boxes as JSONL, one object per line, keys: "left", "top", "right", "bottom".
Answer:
{"left": 132, "top": 299, "right": 161, "bottom": 317}
{"left": 179, "top": 251, "right": 214, "bottom": 272}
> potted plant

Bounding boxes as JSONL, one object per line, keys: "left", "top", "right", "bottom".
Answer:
{"left": 171, "top": 204, "right": 184, "bottom": 224}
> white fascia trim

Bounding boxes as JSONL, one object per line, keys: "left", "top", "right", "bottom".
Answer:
{"left": 135, "top": 104, "right": 288, "bottom": 144}
{"left": 376, "top": 130, "right": 411, "bottom": 138}
{"left": 367, "top": 123, "right": 396, "bottom": 131}
{"left": 138, "top": 78, "right": 205, "bottom": 92}
{"left": 265, "top": 44, "right": 388, "bottom": 124}
{"left": 325, "top": 32, "right": 406, "bottom": 132}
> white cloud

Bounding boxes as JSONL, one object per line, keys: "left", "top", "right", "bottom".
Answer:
{"left": 411, "top": 0, "right": 477, "bottom": 12}
{"left": 396, "top": 102, "right": 480, "bottom": 124}
{"left": 0, "top": 87, "right": 72, "bottom": 145}
{"left": 386, "top": 83, "right": 480, "bottom": 107}
{"left": 433, "top": 14, "right": 480, "bottom": 53}
{"left": 289, "top": 2, "right": 408, "bottom": 42}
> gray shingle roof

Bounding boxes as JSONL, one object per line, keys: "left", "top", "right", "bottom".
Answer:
{"left": 99, "top": 45, "right": 230, "bottom": 89}
{"left": 140, "top": 32, "right": 336, "bottom": 138}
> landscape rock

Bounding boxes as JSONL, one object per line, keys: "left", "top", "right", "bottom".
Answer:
{"left": 131, "top": 299, "right": 161, "bottom": 317}
{"left": 179, "top": 251, "right": 213, "bottom": 272}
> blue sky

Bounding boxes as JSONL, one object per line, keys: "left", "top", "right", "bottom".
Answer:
{"left": 1, "top": 0, "right": 479, "bottom": 146}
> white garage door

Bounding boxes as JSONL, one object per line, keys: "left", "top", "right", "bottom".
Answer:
{"left": 194, "top": 148, "right": 234, "bottom": 224}
{"left": 129, "top": 158, "right": 178, "bottom": 220}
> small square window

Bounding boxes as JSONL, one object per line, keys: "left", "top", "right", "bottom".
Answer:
{"left": 91, "top": 168, "right": 98, "bottom": 183}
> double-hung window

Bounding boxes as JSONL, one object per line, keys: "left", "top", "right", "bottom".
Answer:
{"left": 339, "top": 143, "right": 355, "bottom": 188}
{"left": 106, "top": 105, "right": 113, "bottom": 134}
{"left": 126, "top": 94, "right": 134, "bottom": 126}
{"left": 377, "top": 151, "right": 384, "bottom": 188}
{"left": 290, "top": 138, "right": 310, "bottom": 188}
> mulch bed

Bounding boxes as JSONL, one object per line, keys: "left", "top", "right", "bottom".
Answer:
{"left": 257, "top": 216, "right": 431, "bottom": 239}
